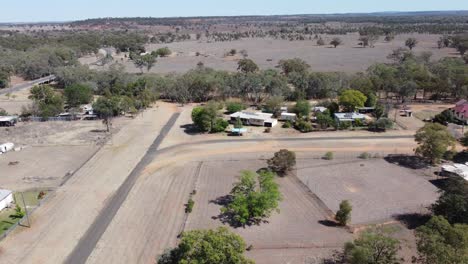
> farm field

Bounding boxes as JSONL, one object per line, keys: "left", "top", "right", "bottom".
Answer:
{"left": 85, "top": 34, "right": 457, "bottom": 74}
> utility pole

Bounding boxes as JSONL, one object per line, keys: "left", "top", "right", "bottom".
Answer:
{"left": 20, "top": 192, "right": 30, "bottom": 228}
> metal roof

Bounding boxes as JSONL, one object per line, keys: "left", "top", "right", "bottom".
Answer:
{"left": 0, "top": 189, "right": 12, "bottom": 202}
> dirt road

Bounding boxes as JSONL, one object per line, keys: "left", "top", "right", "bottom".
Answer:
{"left": 0, "top": 103, "right": 178, "bottom": 264}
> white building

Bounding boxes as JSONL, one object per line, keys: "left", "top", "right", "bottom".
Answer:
{"left": 230, "top": 111, "right": 278, "bottom": 127}
{"left": 0, "top": 116, "right": 18, "bottom": 127}
{"left": 279, "top": 112, "right": 297, "bottom": 122}
{"left": 334, "top": 113, "right": 367, "bottom": 123}
{"left": 0, "top": 189, "right": 13, "bottom": 211}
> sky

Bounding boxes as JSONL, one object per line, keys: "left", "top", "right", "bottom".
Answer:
{"left": 2, "top": 0, "right": 468, "bottom": 23}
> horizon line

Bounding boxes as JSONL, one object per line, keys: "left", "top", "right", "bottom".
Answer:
{"left": 1, "top": 9, "right": 467, "bottom": 24}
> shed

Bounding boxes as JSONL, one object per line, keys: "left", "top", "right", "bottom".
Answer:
{"left": 0, "top": 189, "right": 13, "bottom": 211}
{"left": 229, "top": 111, "right": 278, "bottom": 127}
{"left": 334, "top": 113, "right": 367, "bottom": 123}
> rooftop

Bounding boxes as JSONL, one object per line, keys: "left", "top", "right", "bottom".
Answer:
{"left": 0, "top": 116, "right": 18, "bottom": 122}
{"left": 334, "top": 112, "right": 366, "bottom": 120}
{"left": 0, "top": 189, "right": 12, "bottom": 201}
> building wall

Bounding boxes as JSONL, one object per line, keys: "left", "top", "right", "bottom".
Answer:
{"left": 0, "top": 193, "right": 13, "bottom": 211}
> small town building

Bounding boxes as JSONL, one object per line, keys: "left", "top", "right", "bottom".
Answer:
{"left": 313, "top": 106, "right": 328, "bottom": 113}
{"left": 0, "top": 143, "right": 14, "bottom": 153}
{"left": 451, "top": 99, "right": 468, "bottom": 125}
{"left": 279, "top": 112, "right": 297, "bottom": 122}
{"left": 0, "top": 189, "right": 13, "bottom": 211}
{"left": 230, "top": 111, "right": 278, "bottom": 127}
{"left": 357, "top": 107, "right": 375, "bottom": 114}
{"left": 441, "top": 163, "right": 468, "bottom": 181}
{"left": 0, "top": 116, "right": 18, "bottom": 127}
{"left": 334, "top": 113, "right": 367, "bottom": 123}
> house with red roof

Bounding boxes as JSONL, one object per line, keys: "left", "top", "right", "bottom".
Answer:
{"left": 451, "top": 99, "right": 468, "bottom": 125}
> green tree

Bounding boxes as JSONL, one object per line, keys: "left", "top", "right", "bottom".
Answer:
{"left": 434, "top": 109, "right": 456, "bottom": 125}
{"left": 277, "top": 58, "right": 310, "bottom": 76}
{"left": 316, "top": 110, "right": 335, "bottom": 129}
{"left": 344, "top": 229, "right": 400, "bottom": 264}
{"left": 263, "top": 96, "right": 284, "bottom": 117}
{"left": 191, "top": 104, "right": 228, "bottom": 133}
{"left": 405, "top": 38, "right": 418, "bottom": 50}
{"left": 29, "top": 85, "right": 64, "bottom": 118}
{"left": 157, "top": 227, "right": 254, "bottom": 264}
{"left": 415, "top": 215, "right": 468, "bottom": 264}
{"left": 237, "top": 59, "right": 259, "bottom": 73}
{"left": 336, "top": 200, "right": 352, "bottom": 226}
{"left": 432, "top": 178, "right": 468, "bottom": 225}
{"left": 64, "top": 83, "right": 93, "bottom": 107}
{"left": 153, "top": 47, "right": 172, "bottom": 57}
{"left": 414, "top": 123, "right": 456, "bottom": 164}
{"left": 292, "top": 100, "right": 310, "bottom": 118}
{"left": 226, "top": 100, "right": 246, "bottom": 114}
{"left": 267, "top": 149, "right": 296, "bottom": 176}
{"left": 330, "top": 37, "right": 343, "bottom": 48}
{"left": 339, "top": 89, "right": 367, "bottom": 112}
{"left": 221, "top": 170, "right": 282, "bottom": 226}
{"left": 93, "top": 97, "right": 120, "bottom": 132}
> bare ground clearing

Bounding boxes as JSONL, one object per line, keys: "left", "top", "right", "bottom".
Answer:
{"left": 297, "top": 159, "right": 439, "bottom": 225}
{"left": 0, "top": 104, "right": 176, "bottom": 264}
{"left": 85, "top": 34, "right": 457, "bottom": 74}
{"left": 185, "top": 160, "right": 352, "bottom": 251}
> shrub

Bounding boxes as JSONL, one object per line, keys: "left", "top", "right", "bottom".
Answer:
{"left": 358, "top": 152, "right": 371, "bottom": 159}
{"left": 211, "top": 118, "right": 229, "bottom": 133}
{"left": 323, "top": 151, "right": 334, "bottom": 160}
{"left": 267, "top": 149, "right": 296, "bottom": 175}
{"left": 336, "top": 200, "right": 352, "bottom": 226}
{"left": 282, "top": 121, "right": 292, "bottom": 128}
{"left": 185, "top": 198, "right": 195, "bottom": 213}
{"left": 369, "top": 118, "right": 394, "bottom": 132}
{"left": 153, "top": 47, "right": 172, "bottom": 57}
{"left": 226, "top": 101, "right": 246, "bottom": 113}
{"left": 338, "top": 121, "right": 352, "bottom": 130}
{"left": 294, "top": 118, "right": 313, "bottom": 133}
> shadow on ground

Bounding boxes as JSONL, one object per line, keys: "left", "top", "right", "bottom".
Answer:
{"left": 393, "top": 213, "right": 431, "bottom": 230}
{"left": 384, "top": 154, "right": 429, "bottom": 170}
{"left": 180, "top": 124, "right": 200, "bottom": 135}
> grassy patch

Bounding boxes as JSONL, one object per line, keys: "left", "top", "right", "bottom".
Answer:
{"left": 0, "top": 190, "right": 47, "bottom": 236}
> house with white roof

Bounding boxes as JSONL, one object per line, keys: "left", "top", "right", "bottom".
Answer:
{"left": 230, "top": 111, "right": 278, "bottom": 127}
{"left": 334, "top": 112, "right": 367, "bottom": 124}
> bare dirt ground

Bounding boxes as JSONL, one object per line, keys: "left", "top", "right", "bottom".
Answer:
{"left": 85, "top": 34, "right": 457, "bottom": 74}
{"left": 0, "top": 103, "right": 177, "bottom": 263}
{"left": 297, "top": 158, "right": 439, "bottom": 224}
{"left": 185, "top": 159, "right": 352, "bottom": 264}
{"left": 0, "top": 86, "right": 32, "bottom": 115}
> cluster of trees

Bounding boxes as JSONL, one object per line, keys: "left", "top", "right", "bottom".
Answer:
{"left": 191, "top": 102, "right": 229, "bottom": 133}
{"left": 158, "top": 227, "right": 254, "bottom": 264}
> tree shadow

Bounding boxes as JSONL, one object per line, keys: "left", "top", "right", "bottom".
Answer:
{"left": 318, "top": 219, "right": 341, "bottom": 227}
{"left": 453, "top": 151, "right": 468, "bottom": 164}
{"left": 180, "top": 124, "right": 201, "bottom": 135}
{"left": 429, "top": 178, "right": 453, "bottom": 191}
{"left": 384, "top": 154, "right": 429, "bottom": 170}
{"left": 393, "top": 213, "right": 431, "bottom": 230}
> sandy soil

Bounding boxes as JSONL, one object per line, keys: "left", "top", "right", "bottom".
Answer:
{"left": 0, "top": 86, "right": 32, "bottom": 115}
{"left": 84, "top": 34, "right": 457, "bottom": 74}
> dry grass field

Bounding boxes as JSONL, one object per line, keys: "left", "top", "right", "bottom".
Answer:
{"left": 85, "top": 34, "right": 457, "bottom": 74}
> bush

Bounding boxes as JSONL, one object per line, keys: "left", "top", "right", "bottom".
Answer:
{"left": 294, "top": 118, "right": 313, "bottom": 133}
{"left": 358, "top": 152, "right": 371, "bottom": 159}
{"left": 369, "top": 118, "right": 394, "bottom": 132}
{"left": 282, "top": 121, "right": 292, "bottom": 128}
{"left": 336, "top": 200, "right": 352, "bottom": 226}
{"left": 323, "top": 151, "right": 334, "bottom": 160}
{"left": 338, "top": 121, "right": 352, "bottom": 130}
{"left": 153, "top": 47, "right": 172, "bottom": 57}
{"left": 267, "top": 149, "right": 296, "bottom": 175}
{"left": 211, "top": 118, "right": 229, "bottom": 133}
{"left": 226, "top": 101, "right": 246, "bottom": 114}
{"left": 185, "top": 198, "right": 195, "bottom": 213}
{"left": 293, "top": 100, "right": 310, "bottom": 118}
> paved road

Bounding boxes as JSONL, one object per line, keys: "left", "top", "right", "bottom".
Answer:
{"left": 0, "top": 75, "right": 55, "bottom": 95}
{"left": 65, "top": 113, "right": 180, "bottom": 264}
